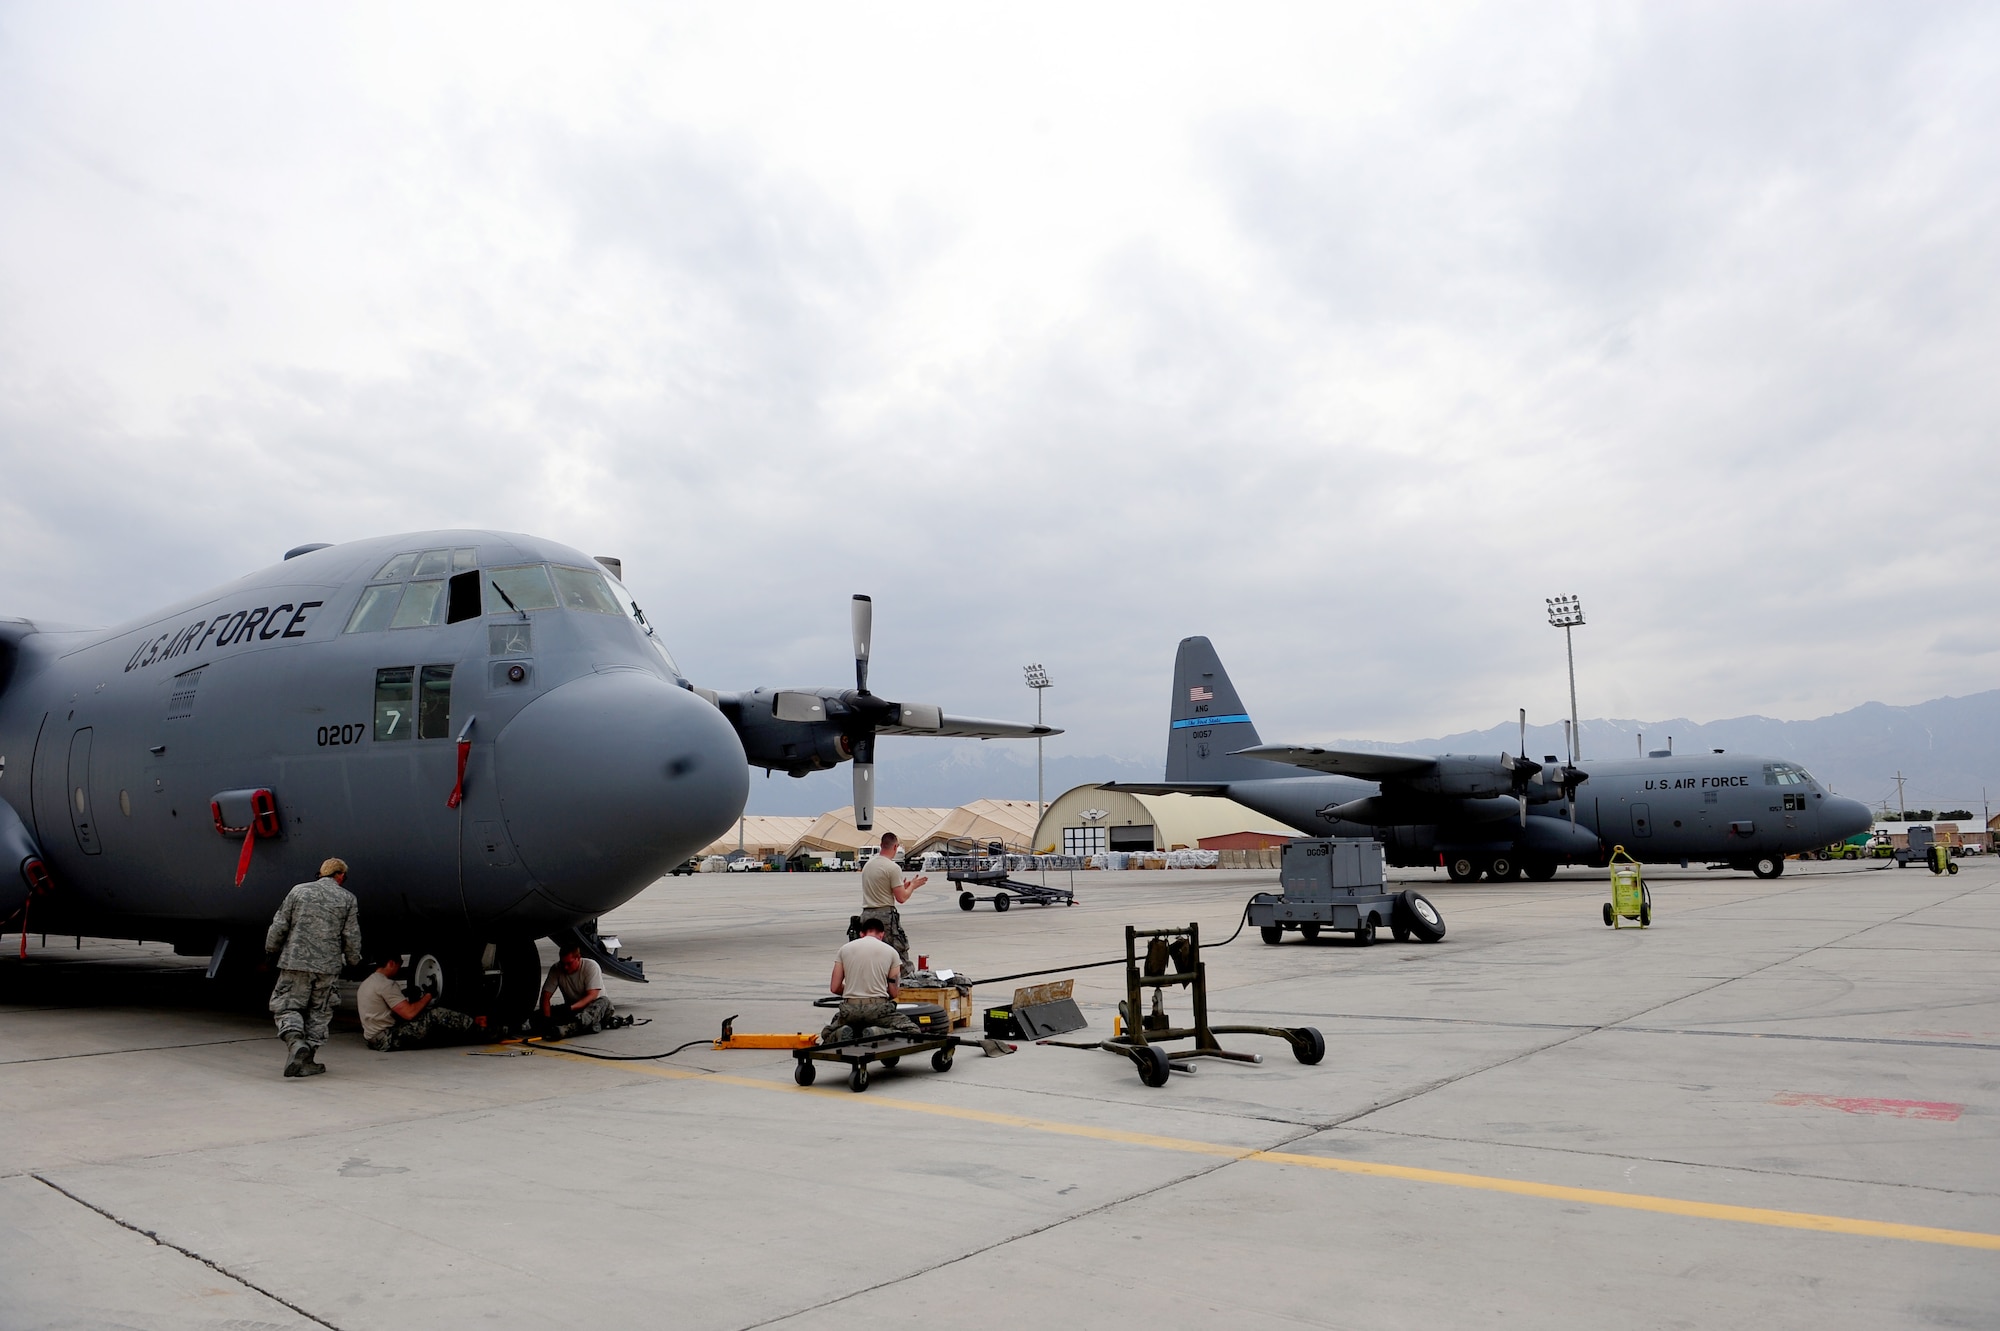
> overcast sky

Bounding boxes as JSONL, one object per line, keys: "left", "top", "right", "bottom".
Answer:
{"left": 3, "top": 3, "right": 1996, "bottom": 773}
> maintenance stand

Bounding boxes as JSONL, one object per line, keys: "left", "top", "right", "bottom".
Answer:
{"left": 1055, "top": 923, "right": 1325, "bottom": 1087}
{"left": 1250, "top": 838, "right": 1445, "bottom": 945}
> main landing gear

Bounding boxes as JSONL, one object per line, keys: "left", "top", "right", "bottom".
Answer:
{"left": 1446, "top": 855, "right": 1559, "bottom": 883}
{"left": 404, "top": 938, "right": 543, "bottom": 1018}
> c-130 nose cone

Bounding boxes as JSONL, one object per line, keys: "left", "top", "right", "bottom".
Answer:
{"left": 493, "top": 671, "right": 747, "bottom": 913}
{"left": 1821, "top": 795, "right": 1874, "bottom": 842}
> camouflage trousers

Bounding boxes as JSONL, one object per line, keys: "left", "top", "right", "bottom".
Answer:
{"left": 820, "top": 996, "right": 919, "bottom": 1044}
{"left": 366, "top": 1005, "right": 482, "bottom": 1052}
{"left": 542, "top": 996, "right": 613, "bottom": 1039}
{"left": 847, "top": 907, "right": 912, "bottom": 967}
{"left": 270, "top": 969, "right": 340, "bottom": 1052}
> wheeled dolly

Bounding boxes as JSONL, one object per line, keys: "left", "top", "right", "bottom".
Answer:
{"left": 792, "top": 1031, "right": 970, "bottom": 1094}
{"left": 951, "top": 865, "right": 1075, "bottom": 912}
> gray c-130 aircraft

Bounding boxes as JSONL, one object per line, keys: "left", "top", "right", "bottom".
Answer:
{"left": 0, "top": 530, "right": 1054, "bottom": 1013}
{"left": 1104, "top": 637, "right": 1872, "bottom": 881}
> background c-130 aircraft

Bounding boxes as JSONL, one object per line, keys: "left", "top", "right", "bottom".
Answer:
{"left": 1105, "top": 637, "right": 1873, "bottom": 882}
{"left": 0, "top": 530, "right": 1055, "bottom": 1013}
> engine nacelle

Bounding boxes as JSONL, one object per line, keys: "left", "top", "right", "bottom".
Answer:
{"left": 712, "top": 688, "right": 852, "bottom": 776}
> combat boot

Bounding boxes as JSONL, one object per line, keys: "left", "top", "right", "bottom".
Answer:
{"left": 298, "top": 1045, "right": 326, "bottom": 1076}
{"left": 282, "top": 1038, "right": 310, "bottom": 1078}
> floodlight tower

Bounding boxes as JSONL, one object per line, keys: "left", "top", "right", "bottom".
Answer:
{"left": 1024, "top": 663, "right": 1052, "bottom": 832}
{"left": 1545, "top": 595, "right": 1585, "bottom": 763}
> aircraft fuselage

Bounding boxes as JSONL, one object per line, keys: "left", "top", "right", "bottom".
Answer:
{"left": 0, "top": 531, "right": 747, "bottom": 958}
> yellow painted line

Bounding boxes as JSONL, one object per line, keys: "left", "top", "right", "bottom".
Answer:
{"left": 519, "top": 1046, "right": 2000, "bottom": 1251}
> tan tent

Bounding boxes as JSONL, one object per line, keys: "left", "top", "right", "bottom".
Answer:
{"left": 906, "top": 799, "right": 1042, "bottom": 856}
{"left": 699, "top": 815, "right": 818, "bottom": 859}
{"left": 792, "top": 806, "right": 953, "bottom": 858}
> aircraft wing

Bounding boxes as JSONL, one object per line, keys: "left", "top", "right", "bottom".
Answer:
{"left": 876, "top": 713, "right": 1063, "bottom": 740}
{"left": 1228, "top": 745, "right": 1437, "bottom": 778}
{"left": 1098, "top": 781, "right": 1234, "bottom": 796}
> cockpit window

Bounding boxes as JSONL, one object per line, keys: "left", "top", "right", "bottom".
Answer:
{"left": 599, "top": 568, "right": 684, "bottom": 678}
{"left": 486, "top": 565, "right": 559, "bottom": 612}
{"left": 349, "top": 548, "right": 485, "bottom": 633}
{"left": 345, "top": 585, "right": 401, "bottom": 634}
{"left": 389, "top": 580, "right": 448, "bottom": 629}
{"left": 374, "top": 547, "right": 475, "bottom": 581}
{"left": 552, "top": 566, "right": 625, "bottom": 615}
{"left": 1764, "top": 762, "right": 1813, "bottom": 786}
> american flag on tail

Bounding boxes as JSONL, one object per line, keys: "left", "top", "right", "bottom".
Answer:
{"left": 1189, "top": 686, "right": 1213, "bottom": 702}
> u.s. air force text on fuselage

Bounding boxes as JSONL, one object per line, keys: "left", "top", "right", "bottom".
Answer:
{"left": 124, "top": 600, "right": 327, "bottom": 672}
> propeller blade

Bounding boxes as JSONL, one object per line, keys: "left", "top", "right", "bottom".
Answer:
{"left": 851, "top": 594, "right": 873, "bottom": 694}
{"left": 1519, "top": 708, "right": 1527, "bottom": 761}
{"left": 772, "top": 691, "right": 826, "bottom": 723}
{"left": 852, "top": 760, "right": 875, "bottom": 831}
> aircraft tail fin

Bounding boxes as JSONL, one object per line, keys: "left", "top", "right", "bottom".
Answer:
{"left": 1163, "top": 637, "right": 1275, "bottom": 782}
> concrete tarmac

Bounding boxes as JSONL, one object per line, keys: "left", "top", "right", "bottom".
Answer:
{"left": 3, "top": 859, "right": 1996, "bottom": 1329}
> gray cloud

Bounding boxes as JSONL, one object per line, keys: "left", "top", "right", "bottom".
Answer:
{"left": 2, "top": 3, "right": 1997, "bottom": 785}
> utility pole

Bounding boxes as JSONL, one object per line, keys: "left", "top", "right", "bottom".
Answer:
{"left": 1894, "top": 771, "right": 1907, "bottom": 820}
{"left": 1024, "top": 663, "right": 1052, "bottom": 837}
{"left": 1546, "top": 596, "right": 1585, "bottom": 763}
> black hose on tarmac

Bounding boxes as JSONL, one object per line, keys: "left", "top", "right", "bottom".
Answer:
{"left": 518, "top": 1035, "right": 711, "bottom": 1062}
{"left": 966, "top": 897, "right": 1256, "bottom": 988}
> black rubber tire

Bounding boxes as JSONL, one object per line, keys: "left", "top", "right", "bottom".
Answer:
{"left": 1135, "top": 1046, "right": 1171, "bottom": 1088}
{"left": 930, "top": 1047, "right": 954, "bottom": 1072}
{"left": 959, "top": 892, "right": 976, "bottom": 911}
{"left": 1353, "top": 921, "right": 1376, "bottom": 946}
{"left": 1394, "top": 891, "right": 1446, "bottom": 943}
{"left": 993, "top": 893, "right": 1011, "bottom": 913}
{"left": 1446, "top": 856, "right": 1480, "bottom": 883}
{"left": 1260, "top": 926, "right": 1283, "bottom": 946}
{"left": 1752, "top": 856, "right": 1783, "bottom": 879}
{"left": 493, "top": 938, "right": 543, "bottom": 1020}
{"left": 1299, "top": 923, "right": 1321, "bottom": 941}
{"left": 1949, "top": 861, "right": 1960, "bottom": 875}
{"left": 1525, "top": 859, "right": 1558, "bottom": 882}
{"left": 1391, "top": 924, "right": 1410, "bottom": 942}
{"left": 1291, "top": 1027, "right": 1326, "bottom": 1065}
{"left": 1603, "top": 902, "right": 1614, "bottom": 927}
{"left": 880, "top": 1056, "right": 900, "bottom": 1069}
{"left": 1487, "top": 856, "right": 1517, "bottom": 881}
{"left": 794, "top": 1058, "right": 816, "bottom": 1086}
{"left": 407, "top": 941, "right": 489, "bottom": 1015}
{"left": 1639, "top": 900, "right": 1651, "bottom": 927}
{"left": 849, "top": 1063, "right": 870, "bottom": 1093}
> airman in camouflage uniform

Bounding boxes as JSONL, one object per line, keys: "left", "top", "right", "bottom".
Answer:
{"left": 264, "top": 857, "right": 363, "bottom": 1078}
{"left": 820, "top": 918, "right": 920, "bottom": 1043}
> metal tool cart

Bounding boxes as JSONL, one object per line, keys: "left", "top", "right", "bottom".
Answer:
{"left": 1249, "top": 837, "right": 1446, "bottom": 945}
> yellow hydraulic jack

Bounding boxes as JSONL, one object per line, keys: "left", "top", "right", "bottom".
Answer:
{"left": 1602, "top": 846, "right": 1651, "bottom": 928}
{"left": 1928, "top": 842, "right": 1961, "bottom": 876}
{"left": 712, "top": 1015, "right": 817, "bottom": 1050}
